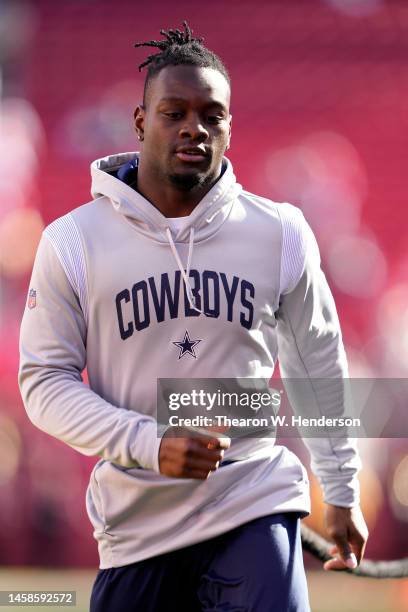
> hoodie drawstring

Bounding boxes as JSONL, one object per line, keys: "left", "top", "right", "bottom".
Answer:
{"left": 165, "top": 227, "right": 202, "bottom": 314}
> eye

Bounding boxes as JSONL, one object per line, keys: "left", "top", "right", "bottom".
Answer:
{"left": 207, "top": 115, "right": 223, "bottom": 124}
{"left": 164, "top": 111, "right": 183, "bottom": 120}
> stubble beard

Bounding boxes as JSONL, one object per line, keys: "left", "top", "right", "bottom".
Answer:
{"left": 167, "top": 171, "right": 209, "bottom": 192}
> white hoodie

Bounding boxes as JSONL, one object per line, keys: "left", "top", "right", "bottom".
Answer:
{"left": 18, "top": 153, "right": 361, "bottom": 569}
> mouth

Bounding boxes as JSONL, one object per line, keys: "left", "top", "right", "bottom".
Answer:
{"left": 175, "top": 146, "right": 209, "bottom": 163}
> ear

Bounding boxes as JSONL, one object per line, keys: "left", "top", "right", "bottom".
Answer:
{"left": 134, "top": 105, "right": 145, "bottom": 141}
{"left": 226, "top": 114, "right": 232, "bottom": 150}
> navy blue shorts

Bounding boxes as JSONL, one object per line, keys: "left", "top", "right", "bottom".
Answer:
{"left": 90, "top": 512, "right": 310, "bottom": 611}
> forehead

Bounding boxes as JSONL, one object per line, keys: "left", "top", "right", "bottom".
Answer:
{"left": 146, "top": 65, "right": 231, "bottom": 108}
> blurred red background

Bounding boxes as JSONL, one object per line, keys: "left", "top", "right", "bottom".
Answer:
{"left": 0, "top": 0, "right": 407, "bottom": 570}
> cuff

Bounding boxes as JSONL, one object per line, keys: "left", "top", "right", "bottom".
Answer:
{"left": 130, "top": 420, "right": 170, "bottom": 473}
{"left": 321, "top": 473, "right": 361, "bottom": 508}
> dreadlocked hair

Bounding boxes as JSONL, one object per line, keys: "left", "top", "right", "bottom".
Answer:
{"left": 134, "top": 21, "right": 230, "bottom": 103}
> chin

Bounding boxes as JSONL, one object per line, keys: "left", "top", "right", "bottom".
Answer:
{"left": 168, "top": 171, "right": 207, "bottom": 191}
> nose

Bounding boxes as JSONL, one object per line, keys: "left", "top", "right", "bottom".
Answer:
{"left": 179, "top": 113, "right": 209, "bottom": 142}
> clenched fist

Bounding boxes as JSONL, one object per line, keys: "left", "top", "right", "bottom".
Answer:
{"left": 159, "top": 426, "right": 231, "bottom": 479}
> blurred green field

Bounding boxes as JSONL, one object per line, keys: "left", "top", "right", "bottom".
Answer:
{"left": 0, "top": 567, "right": 406, "bottom": 611}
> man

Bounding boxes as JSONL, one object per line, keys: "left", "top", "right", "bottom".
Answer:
{"left": 19, "top": 22, "right": 368, "bottom": 611}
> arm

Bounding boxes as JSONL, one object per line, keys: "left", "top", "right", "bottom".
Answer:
{"left": 276, "top": 205, "right": 368, "bottom": 569}
{"left": 18, "top": 227, "right": 164, "bottom": 471}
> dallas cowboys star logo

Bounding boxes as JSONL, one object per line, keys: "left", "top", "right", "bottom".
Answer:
{"left": 172, "top": 330, "right": 202, "bottom": 359}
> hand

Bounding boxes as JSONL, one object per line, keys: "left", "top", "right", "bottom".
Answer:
{"left": 323, "top": 504, "right": 369, "bottom": 571}
{"left": 158, "top": 426, "right": 231, "bottom": 479}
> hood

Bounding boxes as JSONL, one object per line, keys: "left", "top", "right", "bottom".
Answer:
{"left": 90, "top": 151, "right": 242, "bottom": 244}
{"left": 90, "top": 152, "right": 242, "bottom": 315}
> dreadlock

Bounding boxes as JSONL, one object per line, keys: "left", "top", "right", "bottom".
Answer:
{"left": 134, "top": 21, "right": 230, "bottom": 104}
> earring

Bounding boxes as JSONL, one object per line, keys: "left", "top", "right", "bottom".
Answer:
{"left": 138, "top": 134, "right": 144, "bottom": 141}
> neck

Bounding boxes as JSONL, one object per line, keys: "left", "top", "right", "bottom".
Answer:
{"left": 136, "top": 158, "right": 222, "bottom": 218}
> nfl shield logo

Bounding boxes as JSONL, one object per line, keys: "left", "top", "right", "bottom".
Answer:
{"left": 28, "top": 289, "right": 37, "bottom": 309}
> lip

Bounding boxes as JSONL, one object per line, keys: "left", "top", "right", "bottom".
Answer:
{"left": 175, "top": 146, "right": 210, "bottom": 163}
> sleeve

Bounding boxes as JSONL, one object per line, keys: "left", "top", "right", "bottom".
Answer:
{"left": 276, "top": 204, "right": 361, "bottom": 507}
{"left": 18, "top": 227, "right": 166, "bottom": 471}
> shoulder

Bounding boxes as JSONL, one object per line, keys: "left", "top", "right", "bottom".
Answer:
{"left": 237, "top": 190, "right": 312, "bottom": 247}
{"left": 238, "top": 190, "right": 304, "bottom": 227}
{"left": 238, "top": 191, "right": 320, "bottom": 294}
{"left": 44, "top": 195, "right": 112, "bottom": 248}
{"left": 47, "top": 195, "right": 111, "bottom": 228}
